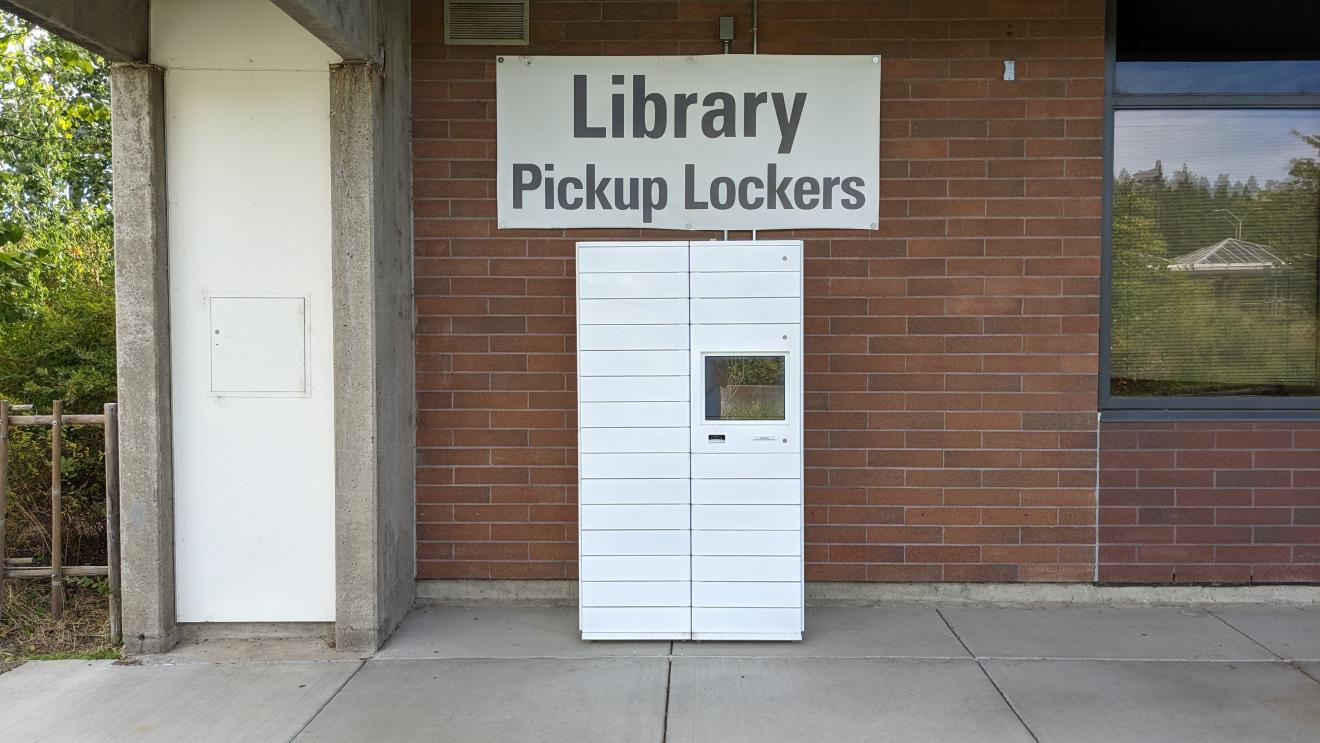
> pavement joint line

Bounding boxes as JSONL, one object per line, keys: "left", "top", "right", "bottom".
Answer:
{"left": 660, "top": 657, "right": 673, "bottom": 743}
{"left": 329, "top": 653, "right": 1301, "bottom": 662}
{"left": 1205, "top": 608, "right": 1288, "bottom": 660}
{"left": 935, "top": 608, "right": 1041, "bottom": 743}
{"left": 973, "top": 656, "right": 1288, "bottom": 663}
{"left": 1293, "top": 663, "right": 1320, "bottom": 687}
{"left": 287, "top": 658, "right": 366, "bottom": 742}
{"left": 137, "top": 658, "right": 367, "bottom": 667}
{"left": 1207, "top": 608, "right": 1320, "bottom": 689}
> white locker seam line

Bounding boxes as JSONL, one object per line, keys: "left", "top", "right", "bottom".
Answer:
{"left": 687, "top": 239, "right": 694, "bottom": 640}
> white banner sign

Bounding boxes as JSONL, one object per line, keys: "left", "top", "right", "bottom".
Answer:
{"left": 496, "top": 55, "right": 880, "bottom": 231}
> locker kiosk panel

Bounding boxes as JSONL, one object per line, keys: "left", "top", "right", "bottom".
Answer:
{"left": 581, "top": 582, "right": 690, "bottom": 607}
{"left": 691, "top": 272, "right": 800, "bottom": 299}
{"left": 579, "top": 376, "right": 689, "bottom": 403}
{"left": 580, "top": 504, "right": 690, "bottom": 531}
{"left": 692, "top": 582, "right": 802, "bottom": 608}
{"left": 581, "top": 530, "right": 690, "bottom": 556}
{"left": 579, "top": 401, "right": 688, "bottom": 428}
{"left": 578, "top": 243, "right": 688, "bottom": 273}
{"left": 692, "top": 530, "right": 802, "bottom": 556}
{"left": 579, "top": 350, "right": 688, "bottom": 377}
{"left": 690, "top": 242, "right": 802, "bottom": 272}
{"left": 579, "top": 427, "right": 689, "bottom": 453}
{"left": 691, "top": 608, "right": 803, "bottom": 639}
{"left": 579, "top": 479, "right": 688, "bottom": 505}
{"left": 578, "top": 326, "right": 689, "bottom": 352}
{"left": 577, "top": 243, "right": 693, "bottom": 641}
{"left": 579, "top": 272, "right": 689, "bottom": 299}
{"left": 577, "top": 240, "right": 803, "bottom": 642}
{"left": 579, "top": 298, "right": 688, "bottom": 325}
{"left": 688, "top": 241, "right": 803, "bottom": 641}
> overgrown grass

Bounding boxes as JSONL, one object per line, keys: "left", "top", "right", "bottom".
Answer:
{"left": 0, "top": 577, "right": 118, "bottom": 672}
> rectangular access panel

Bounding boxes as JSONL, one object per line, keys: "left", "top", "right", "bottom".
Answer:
{"left": 577, "top": 240, "right": 804, "bottom": 641}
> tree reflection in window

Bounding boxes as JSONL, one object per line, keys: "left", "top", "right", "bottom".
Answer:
{"left": 1110, "top": 112, "right": 1320, "bottom": 397}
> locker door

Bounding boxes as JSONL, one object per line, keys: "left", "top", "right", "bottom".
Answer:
{"left": 577, "top": 242, "right": 692, "bottom": 640}
{"left": 688, "top": 241, "right": 804, "bottom": 641}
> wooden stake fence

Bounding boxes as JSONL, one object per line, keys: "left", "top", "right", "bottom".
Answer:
{"left": 0, "top": 400, "right": 121, "bottom": 644}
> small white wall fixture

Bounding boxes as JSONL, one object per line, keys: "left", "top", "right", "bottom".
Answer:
{"left": 577, "top": 241, "right": 804, "bottom": 641}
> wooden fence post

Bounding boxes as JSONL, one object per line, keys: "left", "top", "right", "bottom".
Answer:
{"left": 0, "top": 399, "right": 9, "bottom": 622}
{"left": 104, "top": 403, "right": 121, "bottom": 644}
{"left": 50, "top": 400, "right": 64, "bottom": 619}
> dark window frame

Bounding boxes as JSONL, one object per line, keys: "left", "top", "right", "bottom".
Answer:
{"left": 1099, "top": 0, "right": 1320, "bottom": 418}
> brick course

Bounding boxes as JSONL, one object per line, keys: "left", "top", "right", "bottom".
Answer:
{"left": 1099, "top": 422, "right": 1320, "bottom": 584}
{"left": 411, "top": 0, "right": 1318, "bottom": 585}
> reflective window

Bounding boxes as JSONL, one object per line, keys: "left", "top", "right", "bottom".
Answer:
{"left": 1110, "top": 110, "right": 1320, "bottom": 397}
{"left": 704, "top": 356, "right": 786, "bottom": 420}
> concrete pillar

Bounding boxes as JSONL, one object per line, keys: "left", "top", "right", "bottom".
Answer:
{"left": 330, "top": 53, "right": 415, "bottom": 653}
{"left": 110, "top": 63, "right": 177, "bottom": 654}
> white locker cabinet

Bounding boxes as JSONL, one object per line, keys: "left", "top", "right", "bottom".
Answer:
{"left": 577, "top": 240, "right": 804, "bottom": 642}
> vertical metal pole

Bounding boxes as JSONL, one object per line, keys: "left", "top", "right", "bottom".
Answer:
{"left": 104, "top": 403, "right": 121, "bottom": 644}
{"left": 0, "top": 400, "right": 9, "bottom": 622}
{"left": 50, "top": 400, "right": 64, "bottom": 619}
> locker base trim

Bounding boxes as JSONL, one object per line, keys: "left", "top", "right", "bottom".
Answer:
{"left": 582, "top": 632, "right": 689, "bottom": 641}
{"left": 691, "top": 632, "right": 802, "bottom": 641}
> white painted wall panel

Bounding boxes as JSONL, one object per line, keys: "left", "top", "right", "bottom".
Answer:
{"left": 580, "top": 273, "right": 688, "bottom": 299}
{"left": 579, "top": 376, "right": 689, "bottom": 402}
{"left": 578, "top": 325, "right": 689, "bottom": 352}
{"left": 580, "top": 427, "right": 688, "bottom": 453}
{"left": 161, "top": 0, "right": 338, "bottom": 622}
{"left": 151, "top": 0, "right": 339, "bottom": 71}
{"left": 579, "top": 298, "right": 688, "bottom": 325}
{"left": 580, "top": 479, "right": 689, "bottom": 504}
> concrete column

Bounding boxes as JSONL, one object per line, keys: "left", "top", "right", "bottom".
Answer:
{"left": 110, "top": 63, "right": 177, "bottom": 654}
{"left": 330, "top": 52, "right": 415, "bottom": 652}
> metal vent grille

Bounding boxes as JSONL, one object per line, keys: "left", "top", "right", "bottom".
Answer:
{"left": 445, "top": 0, "right": 529, "bottom": 45}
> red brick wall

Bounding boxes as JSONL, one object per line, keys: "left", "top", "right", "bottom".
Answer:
{"left": 1099, "top": 422, "right": 1320, "bottom": 584}
{"left": 412, "top": 0, "right": 1111, "bottom": 582}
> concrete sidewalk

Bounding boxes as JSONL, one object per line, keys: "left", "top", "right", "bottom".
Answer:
{"left": 2, "top": 604, "right": 1318, "bottom": 742}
